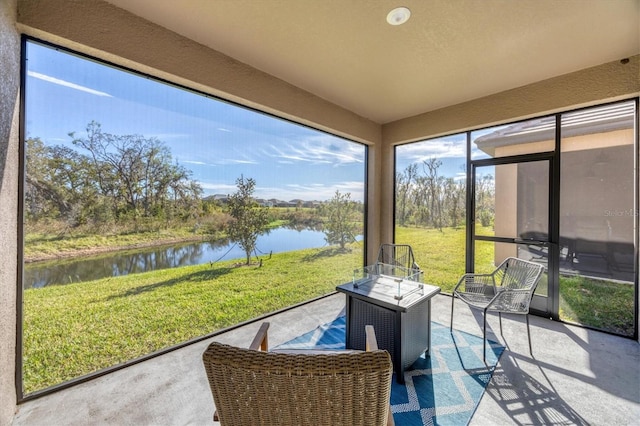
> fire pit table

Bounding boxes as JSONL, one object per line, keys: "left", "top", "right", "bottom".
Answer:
{"left": 336, "top": 263, "right": 441, "bottom": 383}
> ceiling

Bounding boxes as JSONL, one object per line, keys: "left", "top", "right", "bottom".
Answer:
{"left": 104, "top": 0, "right": 639, "bottom": 124}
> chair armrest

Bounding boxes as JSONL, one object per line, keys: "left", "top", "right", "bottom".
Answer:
{"left": 249, "top": 322, "right": 270, "bottom": 351}
{"left": 365, "top": 324, "right": 378, "bottom": 351}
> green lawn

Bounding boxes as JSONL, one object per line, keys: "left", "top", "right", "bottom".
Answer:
{"left": 395, "top": 225, "right": 499, "bottom": 291}
{"left": 23, "top": 245, "right": 361, "bottom": 393}
{"left": 559, "top": 275, "right": 635, "bottom": 336}
{"left": 395, "top": 226, "right": 467, "bottom": 290}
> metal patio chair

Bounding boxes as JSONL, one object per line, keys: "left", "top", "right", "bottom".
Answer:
{"left": 450, "top": 257, "right": 545, "bottom": 362}
{"left": 376, "top": 244, "right": 421, "bottom": 278}
{"left": 202, "top": 322, "right": 394, "bottom": 426}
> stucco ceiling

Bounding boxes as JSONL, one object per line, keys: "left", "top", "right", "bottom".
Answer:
{"left": 104, "top": 0, "right": 639, "bottom": 124}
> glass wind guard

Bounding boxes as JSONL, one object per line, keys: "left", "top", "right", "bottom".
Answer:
{"left": 353, "top": 263, "right": 424, "bottom": 300}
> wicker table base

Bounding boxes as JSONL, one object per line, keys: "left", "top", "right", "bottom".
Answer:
{"left": 337, "top": 276, "right": 441, "bottom": 384}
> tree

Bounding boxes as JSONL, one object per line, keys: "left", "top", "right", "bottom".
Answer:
{"left": 321, "top": 190, "right": 359, "bottom": 250}
{"left": 476, "top": 174, "right": 495, "bottom": 227}
{"left": 394, "top": 159, "right": 471, "bottom": 230}
{"left": 25, "top": 122, "right": 203, "bottom": 230}
{"left": 226, "top": 175, "right": 269, "bottom": 265}
{"left": 423, "top": 157, "right": 444, "bottom": 230}
{"left": 25, "top": 138, "right": 96, "bottom": 225}
{"left": 396, "top": 163, "right": 417, "bottom": 226}
{"left": 69, "top": 121, "right": 202, "bottom": 223}
{"left": 443, "top": 177, "right": 465, "bottom": 228}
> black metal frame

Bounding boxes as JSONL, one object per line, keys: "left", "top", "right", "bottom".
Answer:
{"left": 469, "top": 152, "right": 556, "bottom": 317}
{"left": 394, "top": 98, "right": 639, "bottom": 340}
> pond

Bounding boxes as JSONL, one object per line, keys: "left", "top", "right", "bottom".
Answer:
{"left": 24, "top": 227, "right": 337, "bottom": 289}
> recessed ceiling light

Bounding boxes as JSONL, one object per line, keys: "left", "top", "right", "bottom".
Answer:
{"left": 387, "top": 7, "right": 411, "bottom": 26}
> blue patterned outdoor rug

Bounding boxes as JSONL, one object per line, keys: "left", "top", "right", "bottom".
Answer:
{"left": 276, "top": 316, "right": 504, "bottom": 426}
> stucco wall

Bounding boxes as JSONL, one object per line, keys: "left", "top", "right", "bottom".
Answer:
{"left": 16, "top": 0, "right": 380, "bottom": 146}
{"left": 382, "top": 56, "right": 640, "bottom": 145}
{"left": 0, "top": 0, "right": 20, "bottom": 423}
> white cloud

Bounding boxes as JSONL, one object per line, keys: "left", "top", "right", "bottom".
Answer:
{"left": 257, "top": 181, "right": 364, "bottom": 202}
{"left": 28, "top": 71, "right": 112, "bottom": 97}
{"left": 396, "top": 138, "right": 466, "bottom": 163}
{"left": 220, "top": 159, "right": 259, "bottom": 165}
{"left": 266, "top": 134, "right": 365, "bottom": 166}
{"left": 453, "top": 172, "right": 467, "bottom": 182}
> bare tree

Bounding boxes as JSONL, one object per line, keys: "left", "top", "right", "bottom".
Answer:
{"left": 69, "top": 121, "right": 201, "bottom": 222}
{"left": 396, "top": 164, "right": 417, "bottom": 226}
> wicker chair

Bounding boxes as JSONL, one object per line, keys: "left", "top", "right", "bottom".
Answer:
{"left": 450, "top": 257, "right": 545, "bottom": 362}
{"left": 376, "top": 244, "right": 421, "bottom": 278}
{"left": 202, "top": 322, "right": 394, "bottom": 426}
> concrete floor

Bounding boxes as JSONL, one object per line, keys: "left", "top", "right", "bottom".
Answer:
{"left": 12, "top": 293, "right": 640, "bottom": 425}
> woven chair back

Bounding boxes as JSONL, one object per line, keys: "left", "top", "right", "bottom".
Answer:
{"left": 492, "top": 257, "right": 545, "bottom": 313}
{"left": 203, "top": 342, "right": 393, "bottom": 426}
{"left": 496, "top": 257, "right": 544, "bottom": 290}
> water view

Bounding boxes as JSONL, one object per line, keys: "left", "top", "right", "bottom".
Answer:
{"left": 24, "top": 227, "right": 337, "bottom": 289}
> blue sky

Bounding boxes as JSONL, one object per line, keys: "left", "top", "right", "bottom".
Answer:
{"left": 25, "top": 41, "right": 498, "bottom": 201}
{"left": 24, "top": 42, "right": 366, "bottom": 202}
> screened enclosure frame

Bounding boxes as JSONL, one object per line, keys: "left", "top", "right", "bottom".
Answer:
{"left": 393, "top": 98, "right": 639, "bottom": 340}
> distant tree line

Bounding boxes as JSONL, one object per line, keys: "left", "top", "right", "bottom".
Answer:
{"left": 25, "top": 121, "right": 202, "bottom": 229}
{"left": 25, "top": 122, "right": 365, "bottom": 251}
{"left": 395, "top": 158, "right": 495, "bottom": 229}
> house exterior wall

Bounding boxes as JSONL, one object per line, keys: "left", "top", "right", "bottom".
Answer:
{"left": 0, "top": 0, "right": 20, "bottom": 424}
{"left": 494, "top": 164, "right": 519, "bottom": 262}
{"left": 382, "top": 57, "right": 640, "bottom": 146}
{"left": 490, "top": 127, "right": 635, "bottom": 271}
{"left": 1, "top": 0, "right": 638, "bottom": 421}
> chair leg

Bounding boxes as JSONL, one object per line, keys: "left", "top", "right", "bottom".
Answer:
{"left": 526, "top": 314, "right": 533, "bottom": 355}
{"left": 450, "top": 296, "right": 455, "bottom": 331}
{"left": 483, "top": 310, "right": 487, "bottom": 363}
{"left": 499, "top": 312, "right": 503, "bottom": 336}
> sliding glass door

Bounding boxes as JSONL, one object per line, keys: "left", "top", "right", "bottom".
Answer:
{"left": 470, "top": 157, "right": 554, "bottom": 316}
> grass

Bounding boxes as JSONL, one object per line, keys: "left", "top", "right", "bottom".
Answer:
{"left": 23, "top": 244, "right": 362, "bottom": 393}
{"left": 559, "top": 276, "right": 635, "bottom": 336}
{"left": 395, "top": 225, "right": 495, "bottom": 291}
{"left": 396, "top": 226, "right": 467, "bottom": 290}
